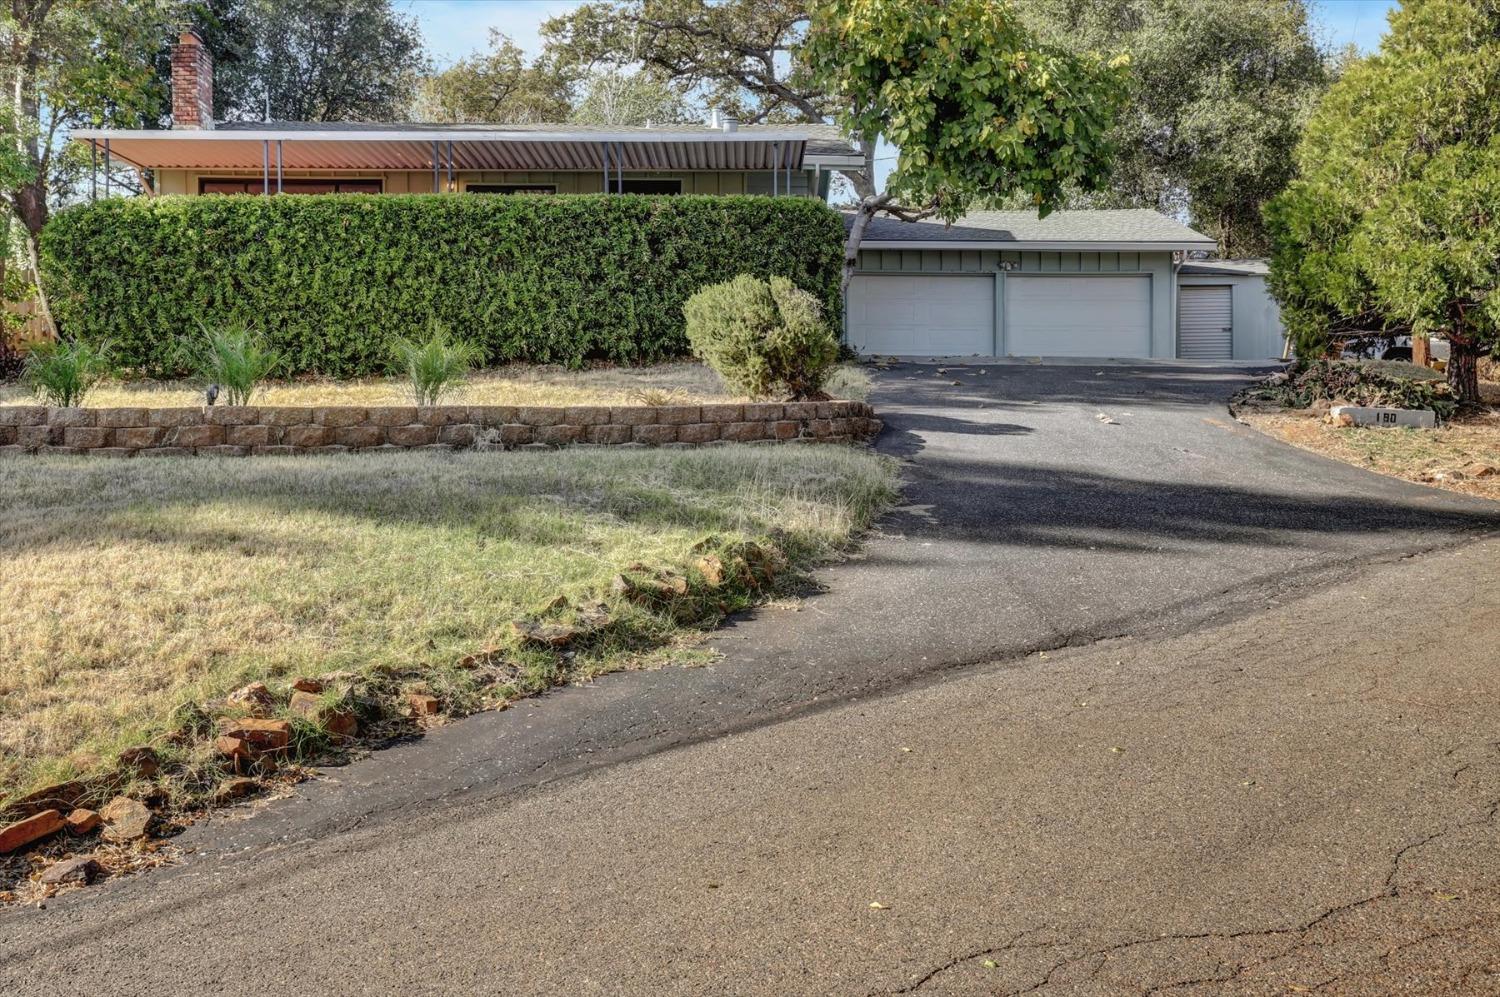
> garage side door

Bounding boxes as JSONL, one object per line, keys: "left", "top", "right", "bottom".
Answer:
{"left": 847, "top": 274, "right": 994, "bottom": 356}
{"left": 1004, "top": 275, "right": 1152, "bottom": 358}
{"left": 1177, "top": 285, "right": 1234, "bottom": 360}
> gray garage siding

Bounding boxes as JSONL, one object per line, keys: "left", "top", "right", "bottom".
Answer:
{"left": 852, "top": 248, "right": 1178, "bottom": 358}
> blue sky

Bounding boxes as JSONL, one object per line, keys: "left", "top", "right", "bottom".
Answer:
{"left": 406, "top": 0, "right": 1400, "bottom": 66}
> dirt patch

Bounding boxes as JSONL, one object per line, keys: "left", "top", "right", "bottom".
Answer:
{"left": 1241, "top": 407, "right": 1500, "bottom": 500}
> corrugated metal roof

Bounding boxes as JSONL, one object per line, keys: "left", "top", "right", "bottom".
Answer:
{"left": 71, "top": 121, "right": 858, "bottom": 171}
{"left": 215, "top": 120, "right": 859, "bottom": 158}
{"left": 851, "top": 208, "right": 1216, "bottom": 249}
{"left": 1179, "top": 258, "right": 1271, "bottom": 276}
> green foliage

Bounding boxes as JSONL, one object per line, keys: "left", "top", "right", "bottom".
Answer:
{"left": 40, "top": 194, "right": 846, "bottom": 378}
{"left": 543, "top": 1, "right": 826, "bottom": 127}
{"left": 212, "top": 0, "right": 427, "bottom": 122}
{"left": 1246, "top": 360, "right": 1456, "bottom": 420}
{"left": 684, "top": 274, "right": 839, "bottom": 399}
{"left": 1265, "top": 0, "right": 1500, "bottom": 403}
{"left": 804, "top": 0, "right": 1129, "bottom": 221}
{"left": 390, "top": 323, "right": 484, "bottom": 406}
{"left": 181, "top": 321, "right": 283, "bottom": 406}
{"left": 22, "top": 339, "right": 113, "bottom": 407}
{"left": 1017, "top": 0, "right": 1332, "bottom": 257}
{"left": 412, "top": 28, "right": 568, "bottom": 124}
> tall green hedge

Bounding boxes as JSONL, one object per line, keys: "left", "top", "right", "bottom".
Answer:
{"left": 39, "top": 193, "right": 845, "bottom": 377}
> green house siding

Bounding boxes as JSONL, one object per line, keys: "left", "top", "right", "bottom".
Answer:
{"left": 854, "top": 248, "right": 1178, "bottom": 358}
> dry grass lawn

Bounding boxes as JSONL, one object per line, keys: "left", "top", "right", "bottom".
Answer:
{"left": 1242, "top": 408, "right": 1500, "bottom": 500}
{"left": 0, "top": 446, "right": 896, "bottom": 803}
{"left": 0, "top": 361, "right": 873, "bottom": 409}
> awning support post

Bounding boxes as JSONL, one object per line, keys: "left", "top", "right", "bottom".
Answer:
{"left": 772, "top": 143, "right": 779, "bottom": 196}
{"left": 432, "top": 140, "right": 439, "bottom": 193}
{"left": 600, "top": 142, "right": 608, "bottom": 193}
{"left": 90, "top": 141, "right": 97, "bottom": 202}
{"left": 614, "top": 142, "right": 623, "bottom": 192}
{"left": 261, "top": 140, "right": 269, "bottom": 195}
{"left": 786, "top": 147, "right": 792, "bottom": 196}
{"left": 275, "top": 140, "right": 283, "bottom": 193}
{"left": 446, "top": 140, "right": 454, "bottom": 191}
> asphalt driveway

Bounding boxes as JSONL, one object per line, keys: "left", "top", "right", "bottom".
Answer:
{"left": 6, "top": 361, "right": 1500, "bottom": 915}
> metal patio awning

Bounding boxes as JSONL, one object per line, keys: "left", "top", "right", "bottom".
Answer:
{"left": 69, "top": 128, "right": 817, "bottom": 173}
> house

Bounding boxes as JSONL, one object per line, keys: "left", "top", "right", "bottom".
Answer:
{"left": 847, "top": 210, "right": 1287, "bottom": 362}
{"left": 73, "top": 30, "right": 1286, "bottom": 364}
{"left": 71, "top": 30, "right": 862, "bottom": 201}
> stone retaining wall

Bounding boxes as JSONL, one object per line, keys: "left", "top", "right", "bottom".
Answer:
{"left": 0, "top": 401, "right": 881, "bottom": 457}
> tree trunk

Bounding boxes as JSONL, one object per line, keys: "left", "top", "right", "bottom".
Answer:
{"left": 1447, "top": 333, "right": 1481, "bottom": 405}
{"left": 13, "top": 182, "right": 57, "bottom": 340}
{"left": 841, "top": 194, "right": 888, "bottom": 299}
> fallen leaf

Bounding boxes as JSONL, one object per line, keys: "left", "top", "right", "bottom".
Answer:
{"left": 1433, "top": 892, "right": 1461, "bottom": 902}
{"left": 1095, "top": 412, "right": 1119, "bottom": 425}
{"left": 900, "top": 747, "right": 913, "bottom": 753}
{"left": 982, "top": 959, "right": 998, "bottom": 969}
{"left": 869, "top": 901, "right": 888, "bottom": 910}
{"left": 1109, "top": 746, "right": 1126, "bottom": 754}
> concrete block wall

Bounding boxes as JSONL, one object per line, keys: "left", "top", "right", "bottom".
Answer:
{"left": 0, "top": 402, "right": 881, "bottom": 457}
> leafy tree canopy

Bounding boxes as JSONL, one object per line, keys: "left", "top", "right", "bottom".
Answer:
{"left": 190, "top": 0, "right": 427, "bottom": 122}
{"left": 4, "top": 0, "right": 176, "bottom": 335}
{"left": 412, "top": 30, "right": 570, "bottom": 124}
{"left": 1264, "top": 0, "right": 1500, "bottom": 403}
{"left": 803, "top": 0, "right": 1126, "bottom": 290}
{"left": 1017, "top": 0, "right": 1333, "bottom": 257}
{"left": 568, "top": 69, "right": 695, "bottom": 126}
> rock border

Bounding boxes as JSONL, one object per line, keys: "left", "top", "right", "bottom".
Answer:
{"left": 0, "top": 401, "right": 881, "bottom": 457}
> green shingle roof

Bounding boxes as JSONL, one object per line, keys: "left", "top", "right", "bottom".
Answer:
{"left": 852, "top": 208, "right": 1215, "bottom": 247}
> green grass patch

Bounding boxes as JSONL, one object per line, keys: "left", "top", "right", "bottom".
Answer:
{"left": 0, "top": 446, "right": 897, "bottom": 807}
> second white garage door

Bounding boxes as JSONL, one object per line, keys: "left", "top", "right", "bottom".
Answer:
{"left": 847, "top": 274, "right": 994, "bottom": 356}
{"left": 1004, "top": 275, "right": 1152, "bottom": 358}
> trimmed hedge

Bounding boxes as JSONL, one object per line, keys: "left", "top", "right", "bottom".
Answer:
{"left": 39, "top": 194, "right": 845, "bottom": 377}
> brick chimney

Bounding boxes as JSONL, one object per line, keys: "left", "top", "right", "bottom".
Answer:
{"left": 171, "top": 28, "right": 214, "bottom": 130}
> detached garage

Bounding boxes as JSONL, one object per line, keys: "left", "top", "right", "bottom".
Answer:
{"left": 845, "top": 209, "right": 1264, "bottom": 361}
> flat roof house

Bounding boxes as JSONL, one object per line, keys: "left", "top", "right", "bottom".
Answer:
{"left": 73, "top": 30, "right": 863, "bottom": 201}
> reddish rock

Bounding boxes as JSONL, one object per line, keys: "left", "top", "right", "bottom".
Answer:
{"left": 99, "top": 797, "right": 152, "bottom": 843}
{"left": 64, "top": 809, "right": 101, "bottom": 836}
{"left": 214, "top": 777, "right": 258, "bottom": 804}
{"left": 290, "top": 677, "right": 323, "bottom": 694}
{"left": 0, "top": 780, "right": 89, "bottom": 820}
{"left": 219, "top": 718, "right": 292, "bottom": 753}
{"left": 694, "top": 555, "right": 725, "bottom": 587}
{"left": 215, "top": 734, "right": 251, "bottom": 760}
{"left": 407, "top": 693, "right": 441, "bottom": 717}
{"left": 39, "top": 856, "right": 102, "bottom": 886}
{"left": 118, "top": 745, "right": 160, "bottom": 778}
{"left": 226, "top": 681, "right": 276, "bottom": 716}
{"left": 0, "top": 809, "right": 65, "bottom": 854}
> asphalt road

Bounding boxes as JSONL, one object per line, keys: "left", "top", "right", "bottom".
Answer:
{"left": 4, "top": 529, "right": 1497, "bottom": 994}
{"left": 4, "top": 362, "right": 1499, "bottom": 994}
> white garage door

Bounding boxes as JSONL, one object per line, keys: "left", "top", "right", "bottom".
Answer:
{"left": 847, "top": 274, "right": 994, "bottom": 356}
{"left": 1004, "top": 275, "right": 1152, "bottom": 358}
{"left": 1177, "top": 285, "right": 1234, "bottom": 360}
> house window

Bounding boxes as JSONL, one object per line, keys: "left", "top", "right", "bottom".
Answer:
{"left": 199, "top": 178, "right": 383, "bottom": 195}
{"left": 466, "top": 184, "right": 557, "bottom": 195}
{"left": 619, "top": 178, "right": 683, "bottom": 195}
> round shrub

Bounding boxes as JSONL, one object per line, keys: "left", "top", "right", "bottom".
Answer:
{"left": 683, "top": 274, "right": 840, "bottom": 400}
